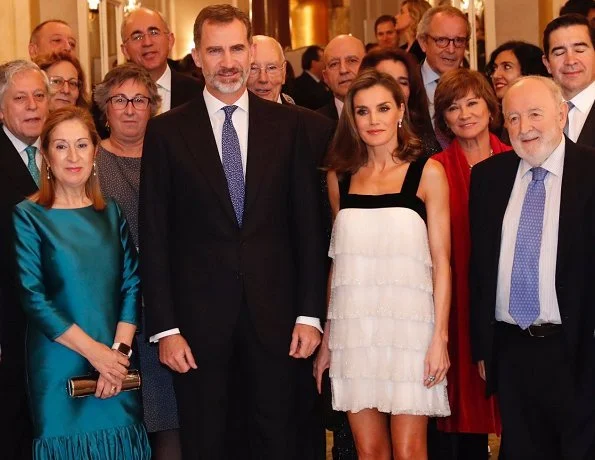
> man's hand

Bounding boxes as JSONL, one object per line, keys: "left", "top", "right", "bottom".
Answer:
{"left": 289, "top": 324, "right": 321, "bottom": 359}
{"left": 159, "top": 334, "right": 197, "bottom": 373}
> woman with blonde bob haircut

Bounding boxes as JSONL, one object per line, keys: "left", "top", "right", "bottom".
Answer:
{"left": 315, "top": 69, "right": 452, "bottom": 459}
{"left": 12, "top": 106, "right": 151, "bottom": 459}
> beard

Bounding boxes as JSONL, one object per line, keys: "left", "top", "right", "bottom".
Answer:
{"left": 204, "top": 65, "right": 248, "bottom": 94}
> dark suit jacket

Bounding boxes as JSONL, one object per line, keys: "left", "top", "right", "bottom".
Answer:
{"left": 0, "top": 127, "right": 37, "bottom": 378}
{"left": 469, "top": 138, "right": 595, "bottom": 395}
{"left": 316, "top": 100, "right": 339, "bottom": 122}
{"left": 293, "top": 72, "right": 332, "bottom": 111}
{"left": 577, "top": 103, "right": 595, "bottom": 148}
{"left": 139, "top": 91, "right": 326, "bottom": 357}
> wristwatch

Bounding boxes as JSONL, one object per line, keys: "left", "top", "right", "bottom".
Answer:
{"left": 112, "top": 342, "right": 132, "bottom": 358}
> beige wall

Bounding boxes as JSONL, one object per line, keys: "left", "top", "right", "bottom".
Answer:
{"left": 0, "top": 0, "right": 32, "bottom": 63}
{"left": 495, "top": 0, "right": 541, "bottom": 46}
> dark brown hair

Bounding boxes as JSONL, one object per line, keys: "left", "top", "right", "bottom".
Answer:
{"left": 434, "top": 68, "right": 500, "bottom": 140}
{"left": 34, "top": 51, "right": 89, "bottom": 109}
{"left": 360, "top": 48, "right": 433, "bottom": 140}
{"left": 35, "top": 106, "right": 105, "bottom": 210}
{"left": 325, "top": 69, "right": 422, "bottom": 174}
{"left": 193, "top": 4, "right": 251, "bottom": 49}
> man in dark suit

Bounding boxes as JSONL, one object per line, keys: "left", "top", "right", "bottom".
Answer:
{"left": 543, "top": 14, "right": 595, "bottom": 148}
{"left": 317, "top": 35, "right": 365, "bottom": 121}
{"left": 293, "top": 45, "right": 332, "bottom": 111}
{"left": 469, "top": 75, "right": 595, "bottom": 460}
{"left": 0, "top": 60, "right": 49, "bottom": 460}
{"left": 139, "top": 5, "right": 325, "bottom": 459}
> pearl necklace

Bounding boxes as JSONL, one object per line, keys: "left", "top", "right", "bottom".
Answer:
{"left": 468, "top": 149, "right": 494, "bottom": 169}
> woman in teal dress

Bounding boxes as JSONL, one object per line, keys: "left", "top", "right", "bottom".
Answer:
{"left": 12, "top": 106, "right": 151, "bottom": 459}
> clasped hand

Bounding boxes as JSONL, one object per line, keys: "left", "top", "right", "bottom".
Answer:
{"left": 87, "top": 343, "right": 130, "bottom": 399}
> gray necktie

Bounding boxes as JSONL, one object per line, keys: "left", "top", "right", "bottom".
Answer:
{"left": 563, "top": 101, "right": 574, "bottom": 136}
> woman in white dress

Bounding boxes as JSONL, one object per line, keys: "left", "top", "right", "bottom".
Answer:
{"left": 314, "top": 69, "right": 452, "bottom": 460}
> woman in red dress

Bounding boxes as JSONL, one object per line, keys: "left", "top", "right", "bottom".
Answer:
{"left": 433, "top": 68, "right": 507, "bottom": 458}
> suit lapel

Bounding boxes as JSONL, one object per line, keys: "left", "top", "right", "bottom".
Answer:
{"left": 0, "top": 129, "right": 37, "bottom": 195}
{"left": 177, "top": 96, "right": 237, "bottom": 224}
{"left": 555, "top": 140, "right": 581, "bottom": 294}
{"left": 244, "top": 93, "right": 276, "bottom": 218}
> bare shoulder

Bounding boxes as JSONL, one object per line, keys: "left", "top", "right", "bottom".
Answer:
{"left": 421, "top": 158, "right": 447, "bottom": 182}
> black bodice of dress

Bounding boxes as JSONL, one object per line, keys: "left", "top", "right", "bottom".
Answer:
{"left": 338, "top": 157, "right": 429, "bottom": 223}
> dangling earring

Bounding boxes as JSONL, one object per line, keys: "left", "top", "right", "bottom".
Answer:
{"left": 398, "top": 119, "right": 403, "bottom": 128}
{"left": 105, "top": 120, "right": 110, "bottom": 131}
{"left": 93, "top": 161, "right": 97, "bottom": 176}
{"left": 46, "top": 165, "right": 51, "bottom": 180}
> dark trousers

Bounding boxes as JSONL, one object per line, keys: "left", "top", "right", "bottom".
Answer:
{"left": 495, "top": 323, "right": 574, "bottom": 460}
{"left": 173, "top": 306, "right": 297, "bottom": 460}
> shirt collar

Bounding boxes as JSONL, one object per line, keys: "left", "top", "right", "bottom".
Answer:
{"left": 203, "top": 86, "right": 249, "bottom": 117}
{"left": 276, "top": 95, "right": 282, "bottom": 104}
{"left": 3, "top": 124, "right": 40, "bottom": 152}
{"left": 421, "top": 59, "right": 441, "bottom": 85}
{"left": 568, "top": 80, "right": 595, "bottom": 114}
{"left": 304, "top": 70, "right": 320, "bottom": 83}
{"left": 334, "top": 97, "right": 344, "bottom": 117}
{"left": 155, "top": 65, "right": 172, "bottom": 92}
{"left": 519, "top": 135, "right": 565, "bottom": 179}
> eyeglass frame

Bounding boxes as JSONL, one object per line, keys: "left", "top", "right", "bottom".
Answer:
{"left": 123, "top": 27, "right": 170, "bottom": 44}
{"left": 48, "top": 76, "right": 82, "bottom": 91}
{"left": 107, "top": 95, "right": 151, "bottom": 110}
{"left": 249, "top": 61, "right": 286, "bottom": 76}
{"left": 425, "top": 35, "right": 469, "bottom": 49}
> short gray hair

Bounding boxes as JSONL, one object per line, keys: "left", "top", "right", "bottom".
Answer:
{"left": 0, "top": 60, "right": 49, "bottom": 107}
{"left": 416, "top": 6, "right": 470, "bottom": 40}
{"left": 503, "top": 75, "right": 564, "bottom": 112}
{"left": 93, "top": 62, "right": 161, "bottom": 123}
{"left": 121, "top": 7, "right": 170, "bottom": 41}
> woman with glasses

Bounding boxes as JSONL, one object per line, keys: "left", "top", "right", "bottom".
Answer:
{"left": 34, "top": 51, "right": 88, "bottom": 111}
{"left": 94, "top": 64, "right": 181, "bottom": 460}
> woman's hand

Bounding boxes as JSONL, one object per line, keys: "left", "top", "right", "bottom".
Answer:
{"left": 424, "top": 335, "right": 450, "bottom": 388}
{"left": 86, "top": 343, "right": 129, "bottom": 386}
{"left": 313, "top": 340, "right": 331, "bottom": 394}
{"left": 95, "top": 373, "right": 122, "bottom": 399}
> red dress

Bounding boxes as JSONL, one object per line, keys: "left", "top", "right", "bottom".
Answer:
{"left": 434, "top": 134, "right": 508, "bottom": 434}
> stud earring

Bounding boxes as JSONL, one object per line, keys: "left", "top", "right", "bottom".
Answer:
{"left": 398, "top": 119, "right": 402, "bottom": 128}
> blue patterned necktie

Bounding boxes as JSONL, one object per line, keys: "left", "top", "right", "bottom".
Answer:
{"left": 25, "top": 145, "right": 40, "bottom": 186}
{"left": 221, "top": 105, "right": 245, "bottom": 227}
{"left": 509, "top": 166, "right": 548, "bottom": 329}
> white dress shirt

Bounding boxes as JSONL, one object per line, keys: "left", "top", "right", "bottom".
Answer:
{"left": 155, "top": 65, "right": 172, "bottom": 114}
{"left": 3, "top": 125, "right": 41, "bottom": 170}
{"left": 495, "top": 137, "right": 565, "bottom": 325}
{"left": 150, "top": 87, "right": 321, "bottom": 342}
{"left": 421, "top": 60, "right": 441, "bottom": 127}
{"left": 566, "top": 80, "right": 595, "bottom": 143}
{"left": 334, "top": 97, "right": 344, "bottom": 118}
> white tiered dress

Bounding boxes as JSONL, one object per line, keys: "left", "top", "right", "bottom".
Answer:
{"left": 328, "top": 159, "right": 450, "bottom": 416}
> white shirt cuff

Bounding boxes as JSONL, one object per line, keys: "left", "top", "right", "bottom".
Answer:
{"left": 296, "top": 316, "right": 322, "bottom": 333}
{"left": 149, "top": 328, "right": 180, "bottom": 343}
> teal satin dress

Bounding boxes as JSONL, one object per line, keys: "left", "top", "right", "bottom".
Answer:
{"left": 13, "top": 199, "right": 151, "bottom": 460}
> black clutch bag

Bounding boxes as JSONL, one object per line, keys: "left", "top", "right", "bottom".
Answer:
{"left": 67, "top": 369, "right": 141, "bottom": 398}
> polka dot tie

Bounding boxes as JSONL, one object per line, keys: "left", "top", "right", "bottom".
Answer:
{"left": 509, "top": 166, "right": 548, "bottom": 329}
{"left": 221, "top": 105, "right": 245, "bottom": 227}
{"left": 25, "top": 145, "right": 40, "bottom": 186}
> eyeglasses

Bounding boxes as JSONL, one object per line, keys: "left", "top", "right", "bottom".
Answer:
{"left": 108, "top": 95, "right": 150, "bottom": 110}
{"left": 124, "top": 28, "right": 168, "bottom": 44}
{"left": 49, "top": 76, "right": 81, "bottom": 91}
{"left": 249, "top": 63, "right": 285, "bottom": 76}
{"left": 426, "top": 35, "right": 468, "bottom": 49}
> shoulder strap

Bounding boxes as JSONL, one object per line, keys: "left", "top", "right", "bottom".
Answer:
{"left": 401, "top": 157, "right": 429, "bottom": 196}
{"left": 337, "top": 173, "right": 351, "bottom": 203}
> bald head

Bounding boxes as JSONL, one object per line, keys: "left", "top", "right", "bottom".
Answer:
{"left": 29, "top": 20, "right": 76, "bottom": 59}
{"left": 503, "top": 76, "right": 566, "bottom": 166}
{"left": 322, "top": 35, "right": 365, "bottom": 100}
{"left": 247, "top": 35, "right": 287, "bottom": 102}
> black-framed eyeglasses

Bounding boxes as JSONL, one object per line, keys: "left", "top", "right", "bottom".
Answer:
{"left": 427, "top": 35, "right": 468, "bottom": 49}
{"left": 124, "top": 28, "right": 168, "bottom": 44}
{"left": 49, "top": 76, "right": 81, "bottom": 91}
{"left": 108, "top": 95, "right": 150, "bottom": 110}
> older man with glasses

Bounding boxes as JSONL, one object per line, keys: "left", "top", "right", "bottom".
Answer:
{"left": 247, "top": 35, "right": 291, "bottom": 104}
